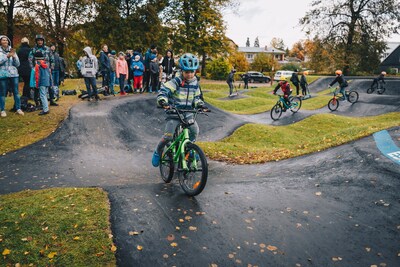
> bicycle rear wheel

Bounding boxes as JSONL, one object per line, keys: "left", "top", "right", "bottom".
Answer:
{"left": 328, "top": 97, "right": 339, "bottom": 111}
{"left": 377, "top": 87, "right": 385, "bottom": 94}
{"left": 348, "top": 91, "right": 359, "bottom": 103}
{"left": 270, "top": 103, "right": 283, "bottom": 120}
{"left": 178, "top": 143, "right": 208, "bottom": 196}
{"left": 159, "top": 143, "right": 174, "bottom": 183}
{"left": 367, "top": 86, "right": 375, "bottom": 94}
{"left": 290, "top": 97, "right": 302, "bottom": 113}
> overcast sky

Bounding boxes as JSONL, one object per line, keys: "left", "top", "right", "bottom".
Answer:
{"left": 223, "top": 0, "right": 400, "bottom": 49}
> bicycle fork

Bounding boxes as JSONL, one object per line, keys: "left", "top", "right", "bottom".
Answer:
{"left": 175, "top": 129, "right": 193, "bottom": 171}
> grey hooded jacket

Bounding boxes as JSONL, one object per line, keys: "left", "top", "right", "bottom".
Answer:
{"left": 80, "top": 47, "right": 98, "bottom": 78}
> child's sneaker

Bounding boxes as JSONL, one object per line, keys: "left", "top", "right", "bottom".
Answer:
{"left": 152, "top": 151, "right": 160, "bottom": 167}
{"left": 16, "top": 109, "right": 24, "bottom": 115}
{"left": 0, "top": 111, "right": 6, "bottom": 117}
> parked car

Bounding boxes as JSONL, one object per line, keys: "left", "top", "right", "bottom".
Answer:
{"left": 273, "top": 70, "right": 294, "bottom": 81}
{"left": 245, "top": 71, "right": 271, "bottom": 83}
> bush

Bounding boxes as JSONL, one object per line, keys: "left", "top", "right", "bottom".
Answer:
{"left": 206, "top": 57, "right": 231, "bottom": 80}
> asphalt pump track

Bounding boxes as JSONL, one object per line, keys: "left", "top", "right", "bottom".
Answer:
{"left": 0, "top": 79, "right": 399, "bottom": 266}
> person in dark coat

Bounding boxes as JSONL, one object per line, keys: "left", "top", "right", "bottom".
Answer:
{"left": 17, "top": 37, "right": 32, "bottom": 98}
{"left": 161, "top": 49, "right": 175, "bottom": 81}
{"left": 241, "top": 73, "right": 249, "bottom": 89}
{"left": 226, "top": 69, "right": 236, "bottom": 96}
{"left": 290, "top": 69, "right": 300, "bottom": 96}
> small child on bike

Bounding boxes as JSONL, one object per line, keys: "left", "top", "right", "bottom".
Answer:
{"left": 151, "top": 53, "right": 207, "bottom": 167}
{"left": 329, "top": 70, "right": 348, "bottom": 100}
{"left": 273, "top": 76, "right": 292, "bottom": 111}
{"left": 371, "top": 71, "right": 386, "bottom": 88}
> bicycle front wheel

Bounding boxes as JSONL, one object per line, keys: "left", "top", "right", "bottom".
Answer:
{"left": 377, "top": 87, "right": 386, "bottom": 94}
{"left": 159, "top": 143, "right": 174, "bottom": 183}
{"left": 178, "top": 143, "right": 208, "bottom": 196}
{"left": 348, "top": 91, "right": 359, "bottom": 103}
{"left": 328, "top": 97, "right": 339, "bottom": 111}
{"left": 367, "top": 86, "right": 375, "bottom": 94}
{"left": 270, "top": 104, "right": 283, "bottom": 120}
{"left": 290, "top": 97, "right": 302, "bottom": 113}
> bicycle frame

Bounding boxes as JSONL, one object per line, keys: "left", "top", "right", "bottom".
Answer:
{"left": 163, "top": 127, "right": 193, "bottom": 171}
{"left": 276, "top": 95, "right": 291, "bottom": 109}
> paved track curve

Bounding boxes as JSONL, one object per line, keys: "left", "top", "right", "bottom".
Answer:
{"left": 0, "top": 79, "right": 399, "bottom": 267}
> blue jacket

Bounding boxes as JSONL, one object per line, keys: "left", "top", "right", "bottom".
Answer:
{"left": 99, "top": 51, "right": 110, "bottom": 71}
{"left": 131, "top": 60, "right": 144, "bottom": 76}
{"left": 35, "top": 61, "right": 51, "bottom": 87}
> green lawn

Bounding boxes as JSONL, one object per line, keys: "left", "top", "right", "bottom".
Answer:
{"left": 202, "top": 76, "right": 330, "bottom": 114}
{"left": 0, "top": 188, "right": 116, "bottom": 266}
{"left": 198, "top": 112, "right": 400, "bottom": 164}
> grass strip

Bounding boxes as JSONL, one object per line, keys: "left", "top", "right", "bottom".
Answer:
{"left": 0, "top": 187, "right": 116, "bottom": 266}
{"left": 198, "top": 112, "right": 400, "bottom": 164}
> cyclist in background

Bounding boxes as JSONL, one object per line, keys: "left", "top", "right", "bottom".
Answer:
{"left": 273, "top": 76, "right": 292, "bottom": 111}
{"left": 370, "top": 71, "right": 386, "bottom": 89}
{"left": 151, "top": 53, "right": 206, "bottom": 167}
{"left": 329, "top": 70, "right": 348, "bottom": 101}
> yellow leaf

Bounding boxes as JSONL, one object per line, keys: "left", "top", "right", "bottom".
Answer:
{"left": 179, "top": 219, "right": 184, "bottom": 223}
{"left": 189, "top": 226, "right": 197, "bottom": 231}
{"left": 47, "top": 252, "right": 57, "bottom": 259}
{"left": 24, "top": 251, "right": 29, "bottom": 255}
{"left": 20, "top": 213, "right": 26, "bottom": 218}
{"left": 73, "top": 236, "right": 80, "bottom": 241}
{"left": 111, "top": 245, "right": 117, "bottom": 252}
{"left": 267, "top": 245, "right": 278, "bottom": 251}
{"left": 184, "top": 216, "right": 192, "bottom": 221}
{"left": 137, "top": 245, "right": 143, "bottom": 251}
{"left": 259, "top": 243, "right": 266, "bottom": 248}
{"left": 170, "top": 242, "right": 178, "bottom": 247}
{"left": 2, "top": 248, "right": 11, "bottom": 256}
{"left": 96, "top": 252, "right": 105, "bottom": 257}
{"left": 129, "top": 231, "right": 139, "bottom": 236}
{"left": 74, "top": 224, "right": 78, "bottom": 228}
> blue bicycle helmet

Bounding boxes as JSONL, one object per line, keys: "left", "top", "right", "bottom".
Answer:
{"left": 179, "top": 53, "right": 199, "bottom": 71}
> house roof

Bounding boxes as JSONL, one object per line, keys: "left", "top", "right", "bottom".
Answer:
{"left": 238, "top": 46, "right": 285, "bottom": 54}
{"left": 380, "top": 44, "right": 400, "bottom": 67}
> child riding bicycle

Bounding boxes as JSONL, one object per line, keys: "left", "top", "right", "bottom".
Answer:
{"left": 329, "top": 70, "right": 348, "bottom": 101}
{"left": 370, "top": 71, "right": 386, "bottom": 88}
{"left": 273, "top": 76, "right": 292, "bottom": 111}
{"left": 151, "top": 53, "right": 207, "bottom": 167}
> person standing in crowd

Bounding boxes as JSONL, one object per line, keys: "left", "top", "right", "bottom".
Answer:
{"left": 149, "top": 54, "right": 159, "bottom": 93}
{"left": 144, "top": 45, "right": 157, "bottom": 92}
{"left": 290, "top": 69, "right": 300, "bottom": 96}
{"left": 0, "top": 35, "right": 24, "bottom": 117}
{"left": 131, "top": 55, "right": 144, "bottom": 93}
{"left": 133, "top": 48, "right": 143, "bottom": 62}
{"left": 50, "top": 44, "right": 61, "bottom": 101}
{"left": 99, "top": 44, "right": 110, "bottom": 89}
{"left": 76, "top": 56, "right": 83, "bottom": 78}
{"left": 161, "top": 49, "right": 175, "bottom": 81}
{"left": 17, "top": 37, "right": 32, "bottom": 99}
{"left": 59, "top": 57, "right": 66, "bottom": 86}
{"left": 226, "top": 69, "right": 236, "bottom": 96}
{"left": 109, "top": 50, "right": 117, "bottom": 95}
{"left": 28, "top": 34, "right": 57, "bottom": 106}
{"left": 80, "top": 47, "right": 99, "bottom": 101}
{"left": 33, "top": 51, "right": 51, "bottom": 115}
{"left": 125, "top": 50, "right": 134, "bottom": 92}
{"left": 116, "top": 52, "right": 129, "bottom": 96}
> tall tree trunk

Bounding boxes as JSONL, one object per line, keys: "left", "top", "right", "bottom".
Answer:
{"left": 7, "top": 0, "right": 15, "bottom": 45}
{"left": 201, "top": 51, "right": 206, "bottom": 77}
{"left": 57, "top": 41, "right": 65, "bottom": 57}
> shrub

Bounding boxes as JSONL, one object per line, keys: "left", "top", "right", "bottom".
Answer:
{"left": 206, "top": 57, "right": 231, "bottom": 80}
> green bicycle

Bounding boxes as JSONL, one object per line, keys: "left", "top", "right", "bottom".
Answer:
{"left": 159, "top": 106, "right": 210, "bottom": 196}
{"left": 270, "top": 94, "right": 302, "bottom": 121}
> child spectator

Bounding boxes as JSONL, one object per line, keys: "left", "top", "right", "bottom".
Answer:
{"left": 131, "top": 55, "right": 144, "bottom": 93}
{"left": 151, "top": 53, "right": 206, "bottom": 167}
{"left": 273, "top": 76, "right": 292, "bottom": 111}
{"left": 0, "top": 35, "right": 24, "bottom": 117}
{"left": 161, "top": 49, "right": 175, "bottom": 80}
{"left": 116, "top": 52, "right": 129, "bottom": 96}
{"left": 149, "top": 54, "right": 159, "bottom": 93}
{"left": 33, "top": 51, "right": 51, "bottom": 115}
{"left": 80, "top": 47, "right": 99, "bottom": 101}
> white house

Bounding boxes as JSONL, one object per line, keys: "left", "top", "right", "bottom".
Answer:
{"left": 238, "top": 46, "right": 285, "bottom": 63}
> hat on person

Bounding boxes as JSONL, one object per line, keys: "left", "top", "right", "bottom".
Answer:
{"left": 111, "top": 50, "right": 116, "bottom": 55}
{"left": 34, "top": 51, "right": 44, "bottom": 59}
{"left": 135, "top": 55, "right": 140, "bottom": 61}
{"left": 150, "top": 54, "right": 157, "bottom": 60}
{"left": 21, "top": 37, "right": 29, "bottom": 44}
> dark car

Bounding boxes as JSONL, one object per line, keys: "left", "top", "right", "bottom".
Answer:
{"left": 245, "top": 71, "right": 271, "bottom": 83}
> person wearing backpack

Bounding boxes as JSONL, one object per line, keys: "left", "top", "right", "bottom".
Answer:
{"left": 80, "top": 47, "right": 99, "bottom": 101}
{"left": 290, "top": 69, "right": 300, "bottom": 96}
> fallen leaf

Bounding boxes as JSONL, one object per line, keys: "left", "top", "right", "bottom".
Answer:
{"left": 189, "top": 226, "right": 197, "bottom": 231}
{"left": 296, "top": 223, "right": 302, "bottom": 228}
{"left": 111, "top": 245, "right": 117, "bottom": 252}
{"left": 371, "top": 265, "right": 378, "bottom": 267}
{"left": 2, "top": 248, "right": 11, "bottom": 256}
{"left": 73, "top": 236, "right": 80, "bottom": 241}
{"left": 24, "top": 251, "right": 29, "bottom": 255}
{"left": 21, "top": 238, "right": 28, "bottom": 242}
{"left": 366, "top": 247, "right": 371, "bottom": 252}
{"left": 137, "top": 245, "right": 143, "bottom": 251}
{"left": 267, "top": 245, "right": 277, "bottom": 251}
{"left": 163, "top": 254, "right": 169, "bottom": 259}
{"left": 185, "top": 216, "right": 192, "bottom": 221}
{"left": 228, "top": 253, "right": 235, "bottom": 259}
{"left": 259, "top": 243, "right": 266, "bottom": 248}
{"left": 47, "top": 252, "right": 57, "bottom": 259}
{"left": 170, "top": 242, "right": 178, "bottom": 247}
{"left": 74, "top": 224, "right": 78, "bottom": 228}
{"left": 179, "top": 219, "right": 184, "bottom": 223}
{"left": 210, "top": 264, "right": 218, "bottom": 267}
{"left": 15, "top": 263, "right": 21, "bottom": 267}
{"left": 235, "top": 259, "right": 242, "bottom": 264}
{"left": 315, "top": 192, "right": 322, "bottom": 196}
{"left": 96, "top": 252, "right": 105, "bottom": 257}
{"left": 181, "top": 235, "right": 189, "bottom": 240}
{"left": 175, "top": 226, "right": 181, "bottom": 231}
{"left": 129, "top": 231, "right": 139, "bottom": 236}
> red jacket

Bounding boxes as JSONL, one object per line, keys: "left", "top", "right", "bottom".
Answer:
{"left": 274, "top": 81, "right": 292, "bottom": 94}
